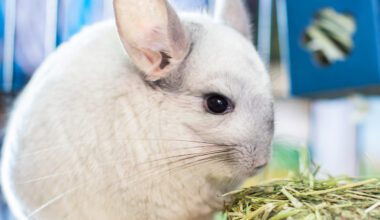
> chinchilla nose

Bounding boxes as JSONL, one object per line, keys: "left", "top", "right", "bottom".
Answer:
{"left": 254, "top": 156, "right": 270, "bottom": 170}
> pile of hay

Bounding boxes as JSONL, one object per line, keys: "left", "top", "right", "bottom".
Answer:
{"left": 222, "top": 172, "right": 380, "bottom": 220}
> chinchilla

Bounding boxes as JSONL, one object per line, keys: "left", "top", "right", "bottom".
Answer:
{"left": 1, "top": 0, "right": 274, "bottom": 219}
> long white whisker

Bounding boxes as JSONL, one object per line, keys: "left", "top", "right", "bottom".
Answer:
{"left": 16, "top": 145, "right": 223, "bottom": 184}
{"left": 23, "top": 145, "right": 237, "bottom": 218}
{"left": 16, "top": 139, "right": 223, "bottom": 159}
{"left": 27, "top": 184, "right": 82, "bottom": 218}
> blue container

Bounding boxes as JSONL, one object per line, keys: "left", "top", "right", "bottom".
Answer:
{"left": 277, "top": 0, "right": 380, "bottom": 97}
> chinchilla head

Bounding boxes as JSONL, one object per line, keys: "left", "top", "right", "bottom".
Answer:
{"left": 114, "top": 0, "right": 274, "bottom": 184}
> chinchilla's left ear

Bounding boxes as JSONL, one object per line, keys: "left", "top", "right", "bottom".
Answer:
{"left": 213, "top": 0, "right": 252, "bottom": 40}
{"left": 113, "top": 0, "right": 190, "bottom": 81}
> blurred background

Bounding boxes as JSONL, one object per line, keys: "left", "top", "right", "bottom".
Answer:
{"left": 1, "top": 0, "right": 380, "bottom": 219}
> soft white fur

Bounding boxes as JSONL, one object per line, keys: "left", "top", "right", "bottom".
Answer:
{"left": 1, "top": 1, "right": 274, "bottom": 220}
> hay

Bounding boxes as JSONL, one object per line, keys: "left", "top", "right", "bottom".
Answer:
{"left": 222, "top": 171, "right": 380, "bottom": 220}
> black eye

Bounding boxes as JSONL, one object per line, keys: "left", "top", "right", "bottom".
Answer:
{"left": 204, "top": 94, "right": 233, "bottom": 114}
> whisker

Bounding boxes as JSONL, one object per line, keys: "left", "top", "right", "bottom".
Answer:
{"left": 17, "top": 124, "right": 240, "bottom": 217}
{"left": 100, "top": 149, "right": 237, "bottom": 197}
{"left": 18, "top": 172, "right": 76, "bottom": 185}
{"left": 123, "top": 148, "right": 237, "bottom": 185}
{"left": 26, "top": 169, "right": 121, "bottom": 218}
{"left": 17, "top": 146, "right": 236, "bottom": 184}
{"left": 27, "top": 182, "right": 87, "bottom": 218}
{"left": 149, "top": 147, "right": 233, "bottom": 163}
{"left": 41, "top": 147, "right": 236, "bottom": 218}
{"left": 16, "top": 139, "right": 234, "bottom": 159}
{"left": 62, "top": 150, "right": 235, "bottom": 214}
{"left": 21, "top": 145, "right": 238, "bottom": 218}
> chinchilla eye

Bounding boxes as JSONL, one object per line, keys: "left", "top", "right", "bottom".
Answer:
{"left": 204, "top": 93, "right": 233, "bottom": 114}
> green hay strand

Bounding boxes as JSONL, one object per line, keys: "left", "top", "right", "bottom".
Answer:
{"left": 222, "top": 149, "right": 380, "bottom": 220}
{"left": 223, "top": 175, "right": 380, "bottom": 220}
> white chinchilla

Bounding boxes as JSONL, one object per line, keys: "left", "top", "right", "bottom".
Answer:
{"left": 1, "top": 0, "right": 274, "bottom": 219}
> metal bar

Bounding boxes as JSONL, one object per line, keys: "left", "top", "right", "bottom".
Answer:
{"left": 44, "top": 0, "right": 58, "bottom": 56}
{"left": 3, "top": 0, "right": 17, "bottom": 92}
{"left": 257, "top": 0, "right": 273, "bottom": 68}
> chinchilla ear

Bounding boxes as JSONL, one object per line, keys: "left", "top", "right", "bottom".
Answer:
{"left": 113, "top": 0, "right": 190, "bottom": 81}
{"left": 213, "top": 0, "right": 252, "bottom": 40}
